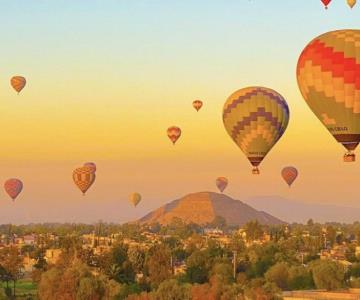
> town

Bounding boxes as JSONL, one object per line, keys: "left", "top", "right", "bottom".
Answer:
{"left": 1, "top": 219, "right": 360, "bottom": 299}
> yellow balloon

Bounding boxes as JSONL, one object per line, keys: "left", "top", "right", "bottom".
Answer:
{"left": 223, "top": 87, "right": 290, "bottom": 174}
{"left": 347, "top": 0, "right": 356, "bottom": 8}
{"left": 129, "top": 192, "right": 141, "bottom": 207}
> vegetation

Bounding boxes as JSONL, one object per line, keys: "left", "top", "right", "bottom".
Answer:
{"left": 1, "top": 219, "right": 360, "bottom": 299}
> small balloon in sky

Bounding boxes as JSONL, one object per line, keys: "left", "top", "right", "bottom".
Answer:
{"left": 347, "top": 0, "right": 356, "bottom": 8}
{"left": 84, "top": 162, "right": 96, "bottom": 173}
{"left": 321, "top": 0, "right": 332, "bottom": 9}
{"left": 10, "top": 76, "right": 26, "bottom": 94}
{"left": 216, "top": 177, "right": 228, "bottom": 193}
{"left": 192, "top": 100, "right": 203, "bottom": 112}
{"left": 73, "top": 166, "right": 96, "bottom": 196}
{"left": 167, "top": 126, "right": 181, "bottom": 145}
{"left": 4, "top": 178, "right": 23, "bottom": 201}
{"left": 129, "top": 192, "right": 141, "bottom": 207}
{"left": 281, "top": 167, "right": 298, "bottom": 187}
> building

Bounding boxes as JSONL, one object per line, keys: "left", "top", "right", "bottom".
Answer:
{"left": 45, "top": 249, "right": 62, "bottom": 264}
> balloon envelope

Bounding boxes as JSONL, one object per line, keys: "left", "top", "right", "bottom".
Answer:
{"left": 167, "top": 126, "right": 181, "bottom": 145}
{"left": 73, "top": 166, "right": 96, "bottom": 195}
{"left": 321, "top": 0, "right": 331, "bottom": 8}
{"left": 10, "top": 76, "right": 26, "bottom": 93}
{"left": 129, "top": 192, "right": 141, "bottom": 207}
{"left": 216, "top": 177, "right": 228, "bottom": 193}
{"left": 4, "top": 179, "right": 23, "bottom": 200}
{"left": 83, "top": 162, "right": 96, "bottom": 173}
{"left": 347, "top": 0, "right": 356, "bottom": 8}
{"left": 281, "top": 167, "right": 298, "bottom": 187}
{"left": 223, "top": 87, "right": 290, "bottom": 174}
{"left": 193, "top": 100, "right": 203, "bottom": 111}
{"left": 297, "top": 30, "right": 360, "bottom": 161}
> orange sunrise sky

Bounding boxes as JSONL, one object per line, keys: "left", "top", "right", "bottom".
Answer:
{"left": 0, "top": 1, "right": 359, "bottom": 223}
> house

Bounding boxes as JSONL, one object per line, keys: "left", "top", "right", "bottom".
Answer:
{"left": 45, "top": 249, "right": 62, "bottom": 264}
{"left": 23, "top": 235, "right": 36, "bottom": 245}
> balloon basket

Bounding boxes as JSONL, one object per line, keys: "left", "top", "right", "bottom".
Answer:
{"left": 252, "top": 167, "right": 260, "bottom": 175}
{"left": 343, "top": 152, "right": 355, "bottom": 162}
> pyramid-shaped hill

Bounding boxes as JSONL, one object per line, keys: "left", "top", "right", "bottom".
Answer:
{"left": 138, "top": 192, "right": 285, "bottom": 226}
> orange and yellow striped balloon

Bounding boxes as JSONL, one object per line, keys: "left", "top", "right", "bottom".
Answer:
{"left": 167, "top": 126, "right": 182, "bottom": 145}
{"left": 223, "top": 87, "right": 290, "bottom": 174}
{"left": 72, "top": 166, "right": 96, "bottom": 195}
{"left": 10, "top": 76, "right": 26, "bottom": 94}
{"left": 297, "top": 30, "right": 360, "bottom": 162}
{"left": 192, "top": 100, "right": 203, "bottom": 112}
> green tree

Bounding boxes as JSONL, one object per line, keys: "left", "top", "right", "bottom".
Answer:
{"left": 244, "top": 220, "right": 264, "bottom": 242}
{"left": 76, "top": 277, "right": 105, "bottom": 300}
{"left": 155, "top": 279, "right": 190, "bottom": 300}
{"left": 185, "top": 250, "right": 210, "bottom": 284}
{"left": 310, "top": 259, "right": 345, "bottom": 290}
{"left": 288, "top": 266, "right": 314, "bottom": 290}
{"left": 265, "top": 262, "right": 289, "bottom": 290}
{"left": 0, "top": 246, "right": 23, "bottom": 298}
{"left": 210, "top": 263, "right": 234, "bottom": 285}
{"left": 145, "top": 244, "right": 172, "bottom": 288}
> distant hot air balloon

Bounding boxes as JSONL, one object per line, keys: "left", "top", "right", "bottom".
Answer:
{"left": 10, "top": 76, "right": 26, "bottom": 94}
{"left": 129, "top": 192, "right": 141, "bottom": 207}
{"left": 223, "top": 87, "right": 290, "bottom": 174}
{"left": 167, "top": 126, "right": 181, "bottom": 145}
{"left": 297, "top": 30, "right": 360, "bottom": 162}
{"left": 73, "top": 166, "right": 96, "bottom": 195}
{"left": 216, "top": 177, "right": 228, "bottom": 193}
{"left": 193, "top": 100, "right": 203, "bottom": 112}
{"left": 281, "top": 167, "right": 298, "bottom": 187}
{"left": 84, "top": 162, "right": 96, "bottom": 173}
{"left": 321, "top": 0, "right": 332, "bottom": 9}
{"left": 4, "top": 179, "right": 23, "bottom": 201}
{"left": 347, "top": 0, "right": 356, "bottom": 8}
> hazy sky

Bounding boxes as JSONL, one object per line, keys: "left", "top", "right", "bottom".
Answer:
{"left": 0, "top": 1, "right": 359, "bottom": 224}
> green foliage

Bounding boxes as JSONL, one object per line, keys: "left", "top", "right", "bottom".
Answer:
{"left": 288, "top": 266, "right": 314, "bottom": 290}
{"left": 185, "top": 250, "right": 210, "bottom": 284}
{"left": 244, "top": 220, "right": 264, "bottom": 242}
{"left": 310, "top": 259, "right": 346, "bottom": 290}
{"left": 155, "top": 279, "right": 190, "bottom": 300}
{"left": 265, "top": 262, "right": 289, "bottom": 290}
{"left": 350, "top": 262, "right": 360, "bottom": 278}
{"left": 145, "top": 244, "right": 172, "bottom": 288}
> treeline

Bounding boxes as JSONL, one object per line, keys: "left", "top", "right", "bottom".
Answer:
{"left": 1, "top": 218, "right": 360, "bottom": 299}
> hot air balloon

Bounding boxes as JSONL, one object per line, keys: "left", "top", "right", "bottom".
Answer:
{"left": 129, "top": 192, "right": 141, "bottom": 207}
{"left": 10, "top": 76, "right": 26, "bottom": 94}
{"left": 347, "top": 0, "right": 356, "bottom": 8}
{"left": 281, "top": 167, "right": 298, "bottom": 187}
{"left": 4, "top": 179, "right": 23, "bottom": 201}
{"left": 193, "top": 100, "right": 203, "bottom": 112}
{"left": 223, "top": 87, "right": 290, "bottom": 174}
{"left": 73, "top": 166, "right": 96, "bottom": 195}
{"left": 167, "top": 126, "right": 181, "bottom": 145}
{"left": 84, "top": 162, "right": 96, "bottom": 173}
{"left": 216, "top": 177, "right": 228, "bottom": 193}
{"left": 297, "top": 30, "right": 360, "bottom": 162}
{"left": 321, "top": 0, "right": 332, "bottom": 9}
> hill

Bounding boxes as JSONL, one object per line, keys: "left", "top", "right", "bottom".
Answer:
{"left": 138, "top": 192, "right": 285, "bottom": 226}
{"left": 245, "top": 196, "right": 360, "bottom": 223}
